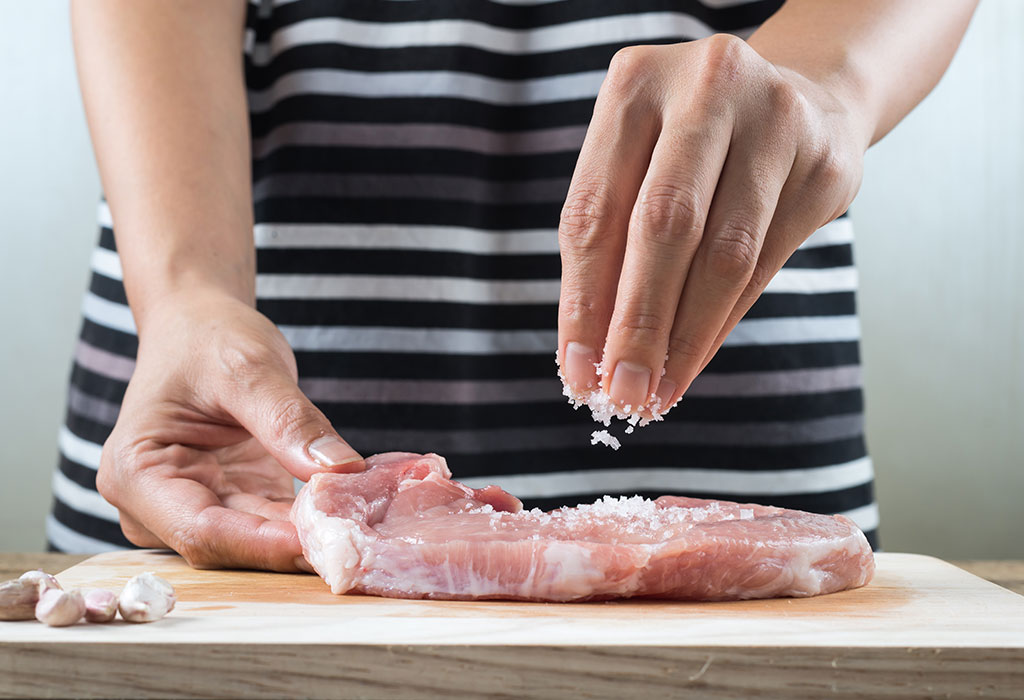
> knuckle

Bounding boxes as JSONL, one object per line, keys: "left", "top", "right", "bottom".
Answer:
{"left": 668, "top": 332, "right": 708, "bottom": 363}
{"left": 746, "top": 262, "right": 776, "bottom": 296}
{"left": 559, "top": 291, "right": 601, "bottom": 325}
{"left": 703, "top": 223, "right": 761, "bottom": 282}
{"left": 605, "top": 45, "right": 657, "bottom": 93}
{"left": 560, "top": 177, "right": 616, "bottom": 253}
{"left": 634, "top": 184, "right": 705, "bottom": 244}
{"left": 699, "top": 34, "right": 751, "bottom": 87}
{"left": 265, "top": 393, "right": 323, "bottom": 443}
{"left": 768, "top": 79, "right": 809, "bottom": 125}
{"left": 614, "top": 309, "right": 671, "bottom": 345}
{"left": 217, "top": 337, "right": 272, "bottom": 385}
{"left": 807, "top": 141, "right": 854, "bottom": 196}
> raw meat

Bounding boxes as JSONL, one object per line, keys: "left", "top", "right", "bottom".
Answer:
{"left": 291, "top": 452, "right": 875, "bottom": 602}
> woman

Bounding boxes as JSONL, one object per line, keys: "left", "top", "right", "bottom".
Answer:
{"left": 51, "top": 0, "right": 976, "bottom": 569}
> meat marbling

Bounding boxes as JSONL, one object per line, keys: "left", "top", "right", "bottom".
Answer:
{"left": 291, "top": 452, "right": 875, "bottom": 602}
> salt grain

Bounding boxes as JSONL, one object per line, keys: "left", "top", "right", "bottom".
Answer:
{"left": 590, "top": 430, "right": 621, "bottom": 450}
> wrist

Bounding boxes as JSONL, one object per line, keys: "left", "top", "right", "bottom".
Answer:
{"left": 746, "top": 35, "right": 877, "bottom": 151}
{"left": 131, "top": 280, "right": 254, "bottom": 342}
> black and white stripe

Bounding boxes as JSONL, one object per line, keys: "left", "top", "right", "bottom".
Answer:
{"left": 50, "top": 0, "right": 877, "bottom": 554}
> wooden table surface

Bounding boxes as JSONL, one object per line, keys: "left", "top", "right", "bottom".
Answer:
{"left": 3, "top": 551, "right": 1023, "bottom": 699}
{"left": 4, "top": 553, "right": 1023, "bottom": 595}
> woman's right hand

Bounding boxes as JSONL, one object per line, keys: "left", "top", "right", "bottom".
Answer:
{"left": 97, "top": 290, "right": 364, "bottom": 571}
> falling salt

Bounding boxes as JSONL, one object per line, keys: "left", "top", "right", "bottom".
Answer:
{"left": 590, "top": 430, "right": 620, "bottom": 450}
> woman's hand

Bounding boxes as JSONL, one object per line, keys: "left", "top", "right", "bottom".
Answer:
{"left": 97, "top": 291, "right": 364, "bottom": 571}
{"left": 557, "top": 34, "right": 870, "bottom": 416}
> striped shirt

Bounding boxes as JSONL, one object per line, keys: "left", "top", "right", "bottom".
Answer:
{"left": 49, "top": 0, "right": 878, "bottom": 553}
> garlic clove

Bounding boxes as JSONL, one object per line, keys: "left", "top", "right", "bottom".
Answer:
{"left": 83, "top": 588, "right": 119, "bottom": 623}
{"left": 35, "top": 588, "right": 86, "bottom": 627}
{"left": 0, "top": 578, "right": 39, "bottom": 621}
{"left": 118, "top": 572, "right": 176, "bottom": 623}
{"left": 19, "top": 570, "right": 62, "bottom": 594}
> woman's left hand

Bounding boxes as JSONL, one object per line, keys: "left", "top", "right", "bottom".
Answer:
{"left": 557, "top": 34, "right": 870, "bottom": 415}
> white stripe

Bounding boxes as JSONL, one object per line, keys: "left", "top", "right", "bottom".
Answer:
{"left": 765, "top": 267, "right": 858, "bottom": 294}
{"left": 90, "top": 247, "right": 123, "bottom": 280}
{"left": 59, "top": 426, "right": 103, "bottom": 470}
{"left": 81, "top": 292, "right": 137, "bottom": 335}
{"left": 254, "top": 13, "right": 723, "bottom": 60}
{"left": 51, "top": 470, "right": 119, "bottom": 522}
{"left": 248, "top": 68, "right": 607, "bottom": 111}
{"left": 278, "top": 316, "right": 857, "bottom": 353}
{"left": 46, "top": 515, "right": 126, "bottom": 554}
{"left": 722, "top": 316, "right": 861, "bottom": 346}
{"left": 255, "top": 223, "right": 558, "bottom": 254}
{"left": 279, "top": 326, "right": 557, "bottom": 354}
{"left": 97, "top": 200, "right": 112, "bottom": 228}
{"left": 459, "top": 456, "right": 875, "bottom": 498}
{"left": 257, "top": 274, "right": 559, "bottom": 303}
{"left": 799, "top": 217, "right": 854, "bottom": 248}
{"left": 838, "top": 503, "right": 880, "bottom": 532}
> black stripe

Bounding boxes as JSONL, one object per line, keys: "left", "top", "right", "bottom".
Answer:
{"left": 439, "top": 437, "right": 867, "bottom": 474}
{"left": 257, "top": 0, "right": 783, "bottom": 32}
{"left": 51, "top": 499, "right": 133, "bottom": 549}
{"left": 90, "top": 273, "right": 128, "bottom": 305}
{"left": 745, "top": 292, "right": 856, "bottom": 319}
{"left": 256, "top": 247, "right": 561, "bottom": 278}
{"left": 250, "top": 96, "right": 597, "bottom": 137}
{"left": 65, "top": 414, "right": 114, "bottom": 451}
{"left": 260, "top": 299, "right": 557, "bottom": 330}
{"left": 256, "top": 196, "right": 562, "bottom": 228}
{"left": 81, "top": 318, "right": 138, "bottom": 356}
{"left": 318, "top": 389, "right": 863, "bottom": 429}
{"left": 785, "top": 244, "right": 853, "bottom": 269}
{"left": 58, "top": 454, "right": 98, "bottom": 492}
{"left": 71, "top": 364, "right": 129, "bottom": 404}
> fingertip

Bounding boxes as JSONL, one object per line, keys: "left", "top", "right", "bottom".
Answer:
{"left": 308, "top": 436, "right": 364, "bottom": 472}
{"left": 561, "top": 341, "right": 601, "bottom": 398}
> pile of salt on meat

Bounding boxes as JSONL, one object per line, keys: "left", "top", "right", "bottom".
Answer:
{"left": 292, "top": 453, "right": 875, "bottom": 602}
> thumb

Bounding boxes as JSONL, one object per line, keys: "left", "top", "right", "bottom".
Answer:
{"left": 223, "top": 366, "right": 365, "bottom": 481}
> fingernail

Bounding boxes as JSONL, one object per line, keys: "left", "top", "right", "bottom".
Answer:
{"left": 609, "top": 361, "right": 651, "bottom": 411}
{"left": 308, "top": 436, "right": 361, "bottom": 469}
{"left": 654, "top": 379, "right": 678, "bottom": 412}
{"left": 563, "top": 342, "right": 600, "bottom": 395}
{"left": 293, "top": 556, "right": 315, "bottom": 574}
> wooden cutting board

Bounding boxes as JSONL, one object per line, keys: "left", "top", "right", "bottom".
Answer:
{"left": 1, "top": 550, "right": 1022, "bottom": 699}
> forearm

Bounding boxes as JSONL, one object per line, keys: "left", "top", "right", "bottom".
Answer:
{"left": 72, "top": 0, "right": 253, "bottom": 333}
{"left": 749, "top": 0, "right": 978, "bottom": 147}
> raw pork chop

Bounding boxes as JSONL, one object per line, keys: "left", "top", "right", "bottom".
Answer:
{"left": 292, "top": 453, "right": 874, "bottom": 602}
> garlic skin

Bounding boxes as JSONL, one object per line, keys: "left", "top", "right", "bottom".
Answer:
{"left": 83, "top": 588, "right": 119, "bottom": 623}
{"left": 35, "top": 588, "right": 86, "bottom": 627}
{"left": 0, "top": 578, "right": 39, "bottom": 621}
{"left": 19, "top": 570, "right": 62, "bottom": 594}
{"left": 118, "top": 572, "right": 176, "bottom": 623}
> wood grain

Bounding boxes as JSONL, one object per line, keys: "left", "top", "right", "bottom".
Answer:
{"left": 0, "top": 553, "right": 88, "bottom": 583}
{"left": 1, "top": 551, "right": 1023, "bottom": 699}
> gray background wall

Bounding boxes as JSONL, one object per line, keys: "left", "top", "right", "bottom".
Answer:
{"left": 1, "top": 2, "right": 1021, "bottom": 557}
